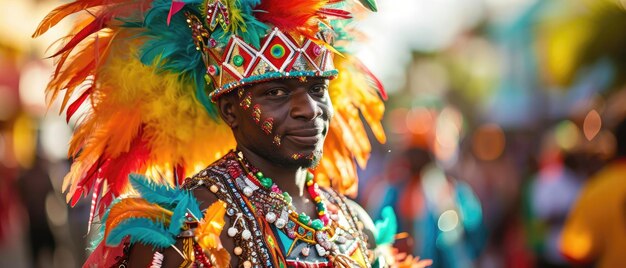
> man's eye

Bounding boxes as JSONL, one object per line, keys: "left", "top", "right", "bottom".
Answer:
{"left": 310, "top": 85, "right": 327, "bottom": 94}
{"left": 267, "top": 88, "right": 287, "bottom": 96}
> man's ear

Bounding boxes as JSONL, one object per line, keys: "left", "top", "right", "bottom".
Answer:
{"left": 217, "top": 94, "right": 238, "bottom": 129}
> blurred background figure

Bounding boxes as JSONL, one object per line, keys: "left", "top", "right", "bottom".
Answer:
{"left": 559, "top": 113, "right": 626, "bottom": 268}
{"left": 4, "top": 0, "right": 626, "bottom": 267}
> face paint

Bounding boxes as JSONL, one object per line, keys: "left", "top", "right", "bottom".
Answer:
{"left": 240, "top": 92, "right": 252, "bottom": 110}
{"left": 291, "top": 153, "right": 304, "bottom": 160}
{"left": 273, "top": 135, "right": 281, "bottom": 147}
{"left": 237, "top": 88, "right": 245, "bottom": 98}
{"left": 261, "top": 118, "right": 274, "bottom": 135}
{"left": 252, "top": 104, "right": 261, "bottom": 124}
{"left": 298, "top": 76, "right": 308, "bottom": 83}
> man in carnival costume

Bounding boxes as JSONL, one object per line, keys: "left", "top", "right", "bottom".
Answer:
{"left": 35, "top": 0, "right": 431, "bottom": 267}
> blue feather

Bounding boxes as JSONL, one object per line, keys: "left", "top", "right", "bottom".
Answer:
{"left": 168, "top": 193, "right": 191, "bottom": 235}
{"left": 106, "top": 218, "right": 176, "bottom": 249}
{"left": 375, "top": 206, "right": 398, "bottom": 246}
{"left": 168, "top": 191, "right": 203, "bottom": 235}
{"left": 128, "top": 174, "right": 179, "bottom": 208}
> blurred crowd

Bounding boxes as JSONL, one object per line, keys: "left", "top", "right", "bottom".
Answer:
{"left": 2, "top": 0, "right": 626, "bottom": 267}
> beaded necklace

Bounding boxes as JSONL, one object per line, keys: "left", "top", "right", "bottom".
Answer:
{"left": 184, "top": 152, "right": 370, "bottom": 267}
{"left": 234, "top": 151, "right": 330, "bottom": 231}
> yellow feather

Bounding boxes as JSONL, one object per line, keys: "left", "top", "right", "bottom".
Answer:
{"left": 318, "top": 54, "right": 386, "bottom": 197}
{"left": 195, "top": 200, "right": 230, "bottom": 268}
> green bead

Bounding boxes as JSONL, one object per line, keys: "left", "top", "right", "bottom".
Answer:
{"left": 283, "top": 192, "right": 292, "bottom": 203}
{"left": 233, "top": 55, "right": 244, "bottom": 66}
{"left": 317, "top": 203, "right": 325, "bottom": 211}
{"left": 310, "top": 219, "right": 324, "bottom": 230}
{"left": 298, "top": 213, "right": 311, "bottom": 224}
{"left": 306, "top": 172, "right": 314, "bottom": 182}
{"left": 255, "top": 172, "right": 264, "bottom": 178}
{"left": 260, "top": 177, "right": 273, "bottom": 188}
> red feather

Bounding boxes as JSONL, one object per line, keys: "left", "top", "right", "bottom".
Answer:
{"left": 82, "top": 237, "right": 128, "bottom": 268}
{"left": 174, "top": 164, "right": 186, "bottom": 186}
{"left": 355, "top": 58, "right": 387, "bottom": 100}
{"left": 66, "top": 86, "right": 93, "bottom": 123}
{"left": 87, "top": 177, "right": 104, "bottom": 234}
{"left": 256, "top": 0, "right": 329, "bottom": 38}
{"left": 70, "top": 156, "right": 104, "bottom": 207}
{"left": 167, "top": 1, "right": 186, "bottom": 26}
{"left": 49, "top": 14, "right": 112, "bottom": 58}
{"left": 32, "top": 0, "right": 119, "bottom": 38}
{"left": 319, "top": 8, "right": 352, "bottom": 19}
{"left": 97, "top": 130, "right": 150, "bottom": 213}
{"left": 59, "top": 61, "right": 96, "bottom": 113}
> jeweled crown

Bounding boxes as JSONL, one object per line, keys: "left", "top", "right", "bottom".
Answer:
{"left": 185, "top": 1, "right": 338, "bottom": 101}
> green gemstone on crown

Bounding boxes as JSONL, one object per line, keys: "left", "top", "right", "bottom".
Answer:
{"left": 233, "top": 55, "right": 244, "bottom": 66}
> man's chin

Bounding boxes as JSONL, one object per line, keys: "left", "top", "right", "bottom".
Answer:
{"left": 283, "top": 150, "right": 323, "bottom": 169}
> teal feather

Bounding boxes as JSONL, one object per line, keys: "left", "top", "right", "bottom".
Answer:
{"left": 87, "top": 197, "right": 124, "bottom": 252}
{"left": 185, "top": 192, "right": 203, "bottom": 220}
{"left": 128, "top": 173, "right": 178, "bottom": 208}
{"left": 87, "top": 230, "right": 104, "bottom": 253}
{"left": 374, "top": 206, "right": 398, "bottom": 246}
{"left": 168, "top": 191, "right": 203, "bottom": 235}
{"left": 168, "top": 194, "right": 190, "bottom": 235}
{"left": 106, "top": 218, "right": 176, "bottom": 249}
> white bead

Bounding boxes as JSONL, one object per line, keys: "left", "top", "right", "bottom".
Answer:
{"left": 265, "top": 212, "right": 277, "bottom": 223}
{"left": 275, "top": 218, "right": 286, "bottom": 229}
{"left": 301, "top": 246, "right": 310, "bottom": 257}
{"left": 315, "top": 244, "right": 327, "bottom": 256}
{"left": 243, "top": 187, "right": 253, "bottom": 196}
{"left": 242, "top": 229, "right": 252, "bottom": 240}
{"left": 227, "top": 227, "right": 238, "bottom": 237}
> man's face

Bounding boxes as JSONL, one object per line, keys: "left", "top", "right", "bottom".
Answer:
{"left": 227, "top": 77, "right": 333, "bottom": 168}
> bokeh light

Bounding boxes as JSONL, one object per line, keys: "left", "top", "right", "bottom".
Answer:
{"left": 472, "top": 123, "right": 506, "bottom": 161}
{"left": 583, "top": 109, "right": 602, "bottom": 141}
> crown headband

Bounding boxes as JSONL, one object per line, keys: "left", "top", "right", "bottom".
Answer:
{"left": 184, "top": 5, "right": 338, "bottom": 101}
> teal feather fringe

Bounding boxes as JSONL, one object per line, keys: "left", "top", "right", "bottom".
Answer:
{"left": 129, "top": 173, "right": 179, "bottom": 207}
{"left": 106, "top": 218, "right": 176, "bottom": 249}
{"left": 375, "top": 206, "right": 398, "bottom": 246}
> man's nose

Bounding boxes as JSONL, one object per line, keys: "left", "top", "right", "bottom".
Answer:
{"left": 289, "top": 89, "right": 322, "bottom": 121}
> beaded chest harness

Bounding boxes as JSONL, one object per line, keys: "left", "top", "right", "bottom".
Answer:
{"left": 184, "top": 152, "right": 371, "bottom": 267}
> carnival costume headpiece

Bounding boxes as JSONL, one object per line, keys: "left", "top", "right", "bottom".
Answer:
{"left": 35, "top": 0, "right": 386, "bottom": 257}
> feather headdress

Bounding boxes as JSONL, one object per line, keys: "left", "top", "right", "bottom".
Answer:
{"left": 35, "top": 0, "right": 385, "bottom": 235}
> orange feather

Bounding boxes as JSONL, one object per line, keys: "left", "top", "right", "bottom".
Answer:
{"left": 195, "top": 200, "right": 230, "bottom": 267}
{"left": 104, "top": 198, "right": 173, "bottom": 239}
{"left": 33, "top": 0, "right": 113, "bottom": 38}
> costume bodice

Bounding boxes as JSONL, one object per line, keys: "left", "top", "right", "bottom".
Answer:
{"left": 183, "top": 152, "right": 372, "bottom": 267}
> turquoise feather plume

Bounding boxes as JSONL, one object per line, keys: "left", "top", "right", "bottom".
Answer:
{"left": 169, "top": 191, "right": 203, "bottom": 231}
{"left": 129, "top": 173, "right": 179, "bottom": 207}
{"left": 106, "top": 218, "right": 176, "bottom": 249}
{"left": 375, "top": 206, "right": 398, "bottom": 246}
